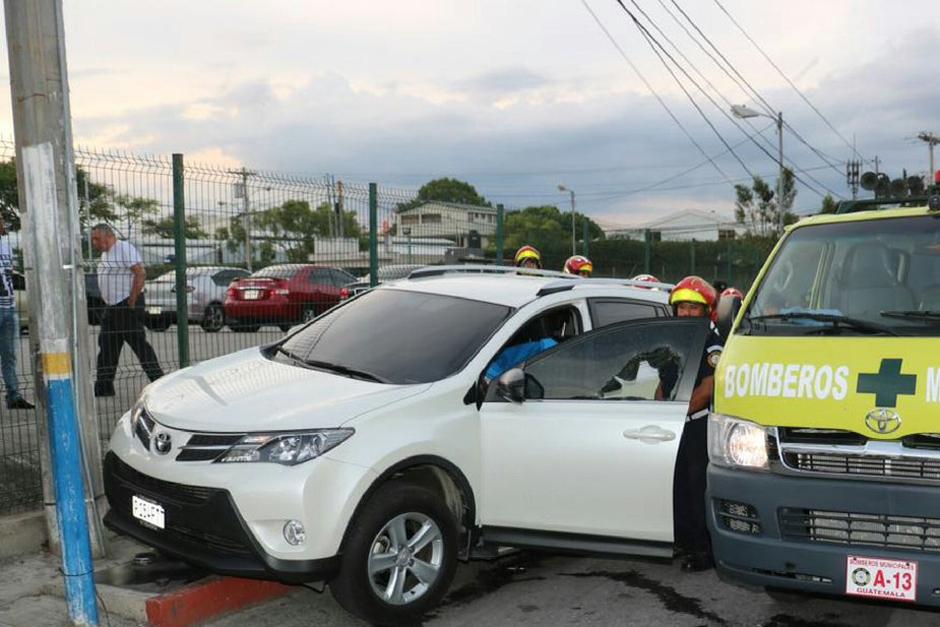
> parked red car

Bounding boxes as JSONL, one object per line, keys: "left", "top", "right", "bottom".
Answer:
{"left": 224, "top": 264, "right": 355, "bottom": 332}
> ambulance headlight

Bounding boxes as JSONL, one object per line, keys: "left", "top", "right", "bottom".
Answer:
{"left": 708, "top": 413, "right": 769, "bottom": 470}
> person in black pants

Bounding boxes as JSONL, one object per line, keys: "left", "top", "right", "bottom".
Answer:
{"left": 667, "top": 276, "right": 723, "bottom": 572}
{"left": 91, "top": 224, "right": 163, "bottom": 397}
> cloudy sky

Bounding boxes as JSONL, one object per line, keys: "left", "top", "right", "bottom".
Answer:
{"left": 0, "top": 0, "right": 938, "bottom": 227}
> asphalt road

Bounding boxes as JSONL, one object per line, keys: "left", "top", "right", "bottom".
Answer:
{"left": 199, "top": 552, "right": 940, "bottom": 627}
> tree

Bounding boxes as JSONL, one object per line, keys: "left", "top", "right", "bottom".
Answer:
{"left": 734, "top": 169, "right": 797, "bottom": 237}
{"left": 397, "top": 177, "right": 491, "bottom": 213}
{"left": 219, "top": 199, "right": 364, "bottom": 263}
{"left": 502, "top": 205, "right": 605, "bottom": 258}
{"left": 818, "top": 194, "right": 839, "bottom": 214}
{"left": 141, "top": 216, "right": 209, "bottom": 239}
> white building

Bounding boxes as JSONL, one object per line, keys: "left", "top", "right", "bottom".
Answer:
{"left": 394, "top": 201, "right": 497, "bottom": 248}
{"left": 605, "top": 209, "right": 745, "bottom": 242}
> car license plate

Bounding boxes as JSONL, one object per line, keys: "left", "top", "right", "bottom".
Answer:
{"left": 846, "top": 555, "right": 917, "bottom": 602}
{"left": 132, "top": 494, "right": 165, "bottom": 530}
{"left": 146, "top": 306, "right": 162, "bottom": 315}
{"left": 242, "top": 289, "right": 262, "bottom": 300}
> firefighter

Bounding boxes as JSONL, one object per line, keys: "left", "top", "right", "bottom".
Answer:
{"left": 514, "top": 245, "right": 542, "bottom": 269}
{"left": 669, "top": 275, "right": 722, "bottom": 571}
{"left": 563, "top": 255, "right": 593, "bottom": 277}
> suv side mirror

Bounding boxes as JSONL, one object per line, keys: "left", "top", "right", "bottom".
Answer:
{"left": 496, "top": 368, "right": 526, "bottom": 404}
{"left": 716, "top": 295, "right": 742, "bottom": 339}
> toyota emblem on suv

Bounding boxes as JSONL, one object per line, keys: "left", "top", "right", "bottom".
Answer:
{"left": 153, "top": 432, "right": 172, "bottom": 455}
{"left": 865, "top": 408, "right": 902, "bottom": 435}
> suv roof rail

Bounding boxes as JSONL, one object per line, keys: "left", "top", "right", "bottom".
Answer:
{"left": 407, "top": 264, "right": 574, "bottom": 280}
{"left": 536, "top": 278, "right": 675, "bottom": 297}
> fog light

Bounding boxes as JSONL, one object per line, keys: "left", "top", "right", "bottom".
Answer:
{"left": 717, "top": 499, "right": 762, "bottom": 535}
{"left": 283, "top": 520, "right": 306, "bottom": 546}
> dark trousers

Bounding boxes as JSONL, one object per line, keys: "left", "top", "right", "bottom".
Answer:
{"left": 673, "top": 417, "right": 710, "bottom": 555}
{"left": 95, "top": 298, "right": 163, "bottom": 392}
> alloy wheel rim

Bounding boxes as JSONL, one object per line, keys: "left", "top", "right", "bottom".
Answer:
{"left": 367, "top": 512, "right": 444, "bottom": 606}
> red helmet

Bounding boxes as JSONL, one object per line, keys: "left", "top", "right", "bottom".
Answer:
{"left": 720, "top": 287, "right": 744, "bottom": 301}
{"left": 514, "top": 245, "right": 541, "bottom": 268}
{"left": 669, "top": 275, "right": 718, "bottom": 320}
{"left": 631, "top": 274, "right": 660, "bottom": 288}
{"left": 563, "top": 255, "right": 593, "bottom": 276}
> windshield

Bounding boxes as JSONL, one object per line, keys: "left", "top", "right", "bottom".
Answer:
{"left": 745, "top": 215, "right": 940, "bottom": 336}
{"left": 279, "top": 289, "right": 512, "bottom": 383}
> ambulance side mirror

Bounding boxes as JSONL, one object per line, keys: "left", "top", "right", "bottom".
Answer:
{"left": 716, "top": 295, "right": 742, "bottom": 339}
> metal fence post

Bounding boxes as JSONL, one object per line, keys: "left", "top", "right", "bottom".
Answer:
{"left": 643, "top": 229, "right": 651, "bottom": 274}
{"left": 172, "top": 154, "right": 189, "bottom": 368}
{"left": 582, "top": 219, "right": 589, "bottom": 258}
{"left": 690, "top": 239, "right": 696, "bottom": 275}
{"left": 496, "top": 204, "right": 505, "bottom": 265}
{"left": 727, "top": 240, "right": 733, "bottom": 285}
{"left": 369, "top": 183, "right": 378, "bottom": 287}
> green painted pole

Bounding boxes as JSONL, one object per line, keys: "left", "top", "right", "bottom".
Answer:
{"left": 643, "top": 229, "right": 651, "bottom": 274}
{"left": 496, "top": 204, "right": 505, "bottom": 265}
{"left": 690, "top": 239, "right": 696, "bottom": 275}
{"left": 172, "top": 154, "right": 189, "bottom": 368}
{"left": 726, "top": 240, "right": 733, "bottom": 284}
{"left": 369, "top": 183, "right": 378, "bottom": 287}
{"left": 582, "top": 218, "right": 589, "bottom": 258}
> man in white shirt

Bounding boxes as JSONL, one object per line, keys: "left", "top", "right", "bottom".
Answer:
{"left": 0, "top": 220, "right": 33, "bottom": 409}
{"left": 91, "top": 224, "right": 163, "bottom": 397}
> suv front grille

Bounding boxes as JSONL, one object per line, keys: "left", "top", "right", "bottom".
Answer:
{"left": 782, "top": 452, "right": 940, "bottom": 481}
{"left": 110, "top": 453, "right": 214, "bottom": 504}
{"left": 176, "top": 433, "right": 244, "bottom": 462}
{"left": 780, "top": 508, "right": 940, "bottom": 554}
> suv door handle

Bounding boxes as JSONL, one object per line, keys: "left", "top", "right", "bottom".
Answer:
{"left": 622, "top": 425, "right": 676, "bottom": 444}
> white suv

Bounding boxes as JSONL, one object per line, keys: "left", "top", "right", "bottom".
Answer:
{"left": 103, "top": 267, "right": 712, "bottom": 624}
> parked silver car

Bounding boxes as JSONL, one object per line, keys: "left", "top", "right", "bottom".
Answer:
{"left": 144, "top": 266, "right": 249, "bottom": 332}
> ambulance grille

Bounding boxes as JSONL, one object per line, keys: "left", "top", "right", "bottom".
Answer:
{"left": 780, "top": 508, "right": 940, "bottom": 553}
{"left": 782, "top": 452, "right": 940, "bottom": 481}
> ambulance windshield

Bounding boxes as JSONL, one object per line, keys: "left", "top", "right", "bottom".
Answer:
{"left": 745, "top": 215, "right": 940, "bottom": 336}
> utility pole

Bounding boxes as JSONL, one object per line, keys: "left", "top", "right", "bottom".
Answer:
{"left": 5, "top": 1, "right": 100, "bottom": 624}
{"left": 918, "top": 132, "right": 939, "bottom": 177}
{"left": 230, "top": 168, "right": 255, "bottom": 271}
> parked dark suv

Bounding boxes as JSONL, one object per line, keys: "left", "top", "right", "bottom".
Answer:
{"left": 224, "top": 264, "right": 355, "bottom": 331}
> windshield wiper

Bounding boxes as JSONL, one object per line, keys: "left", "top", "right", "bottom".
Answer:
{"left": 747, "top": 312, "right": 898, "bottom": 336}
{"left": 303, "top": 359, "right": 389, "bottom": 383}
{"left": 881, "top": 310, "right": 940, "bottom": 322}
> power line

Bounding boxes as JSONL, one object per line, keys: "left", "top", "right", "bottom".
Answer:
{"left": 578, "top": 0, "right": 734, "bottom": 185}
{"left": 711, "top": 0, "right": 862, "bottom": 161}
{"left": 665, "top": 0, "right": 846, "bottom": 179}
{"left": 613, "top": 0, "right": 756, "bottom": 178}
{"left": 614, "top": 0, "right": 836, "bottom": 198}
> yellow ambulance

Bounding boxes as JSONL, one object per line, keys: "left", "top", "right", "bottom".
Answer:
{"left": 708, "top": 193, "right": 940, "bottom": 605}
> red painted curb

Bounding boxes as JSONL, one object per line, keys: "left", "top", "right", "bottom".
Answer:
{"left": 145, "top": 576, "right": 294, "bottom": 627}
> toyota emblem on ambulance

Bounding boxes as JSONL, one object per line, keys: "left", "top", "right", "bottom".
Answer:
{"left": 153, "top": 432, "right": 173, "bottom": 455}
{"left": 864, "top": 408, "right": 902, "bottom": 435}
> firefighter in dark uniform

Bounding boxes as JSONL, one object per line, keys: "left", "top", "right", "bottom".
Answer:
{"left": 669, "top": 276, "right": 723, "bottom": 571}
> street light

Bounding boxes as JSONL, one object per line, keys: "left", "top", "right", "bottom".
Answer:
{"left": 557, "top": 184, "right": 576, "bottom": 256}
{"left": 731, "top": 104, "right": 785, "bottom": 236}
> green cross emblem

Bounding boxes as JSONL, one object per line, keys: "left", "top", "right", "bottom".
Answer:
{"left": 856, "top": 358, "right": 917, "bottom": 407}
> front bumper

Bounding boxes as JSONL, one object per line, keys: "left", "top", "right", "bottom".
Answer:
{"left": 103, "top": 452, "right": 339, "bottom": 583}
{"left": 708, "top": 465, "right": 940, "bottom": 605}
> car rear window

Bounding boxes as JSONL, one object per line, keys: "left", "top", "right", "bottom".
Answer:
{"left": 253, "top": 265, "right": 301, "bottom": 279}
{"left": 280, "top": 289, "right": 512, "bottom": 384}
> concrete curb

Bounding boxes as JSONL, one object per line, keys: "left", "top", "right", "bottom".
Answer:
{"left": 144, "top": 577, "right": 294, "bottom": 627}
{"left": 0, "top": 510, "right": 46, "bottom": 559}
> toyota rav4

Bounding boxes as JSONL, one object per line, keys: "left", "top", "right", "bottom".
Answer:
{"left": 103, "top": 266, "right": 712, "bottom": 624}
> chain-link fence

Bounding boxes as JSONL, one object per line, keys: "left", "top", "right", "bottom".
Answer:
{"left": 0, "top": 141, "right": 776, "bottom": 515}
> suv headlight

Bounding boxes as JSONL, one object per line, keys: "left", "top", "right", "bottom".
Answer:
{"left": 216, "top": 429, "right": 354, "bottom": 466}
{"left": 708, "top": 413, "right": 769, "bottom": 470}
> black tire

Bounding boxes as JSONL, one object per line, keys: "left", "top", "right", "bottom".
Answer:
{"left": 201, "top": 303, "right": 225, "bottom": 333}
{"left": 330, "top": 483, "right": 458, "bottom": 625}
{"left": 146, "top": 315, "right": 170, "bottom": 332}
{"left": 278, "top": 324, "right": 292, "bottom": 332}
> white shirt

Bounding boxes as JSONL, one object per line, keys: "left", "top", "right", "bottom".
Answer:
{"left": 97, "top": 240, "right": 142, "bottom": 305}
{"left": 0, "top": 239, "right": 13, "bottom": 309}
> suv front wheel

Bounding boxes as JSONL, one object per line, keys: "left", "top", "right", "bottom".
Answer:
{"left": 330, "top": 482, "right": 458, "bottom": 624}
